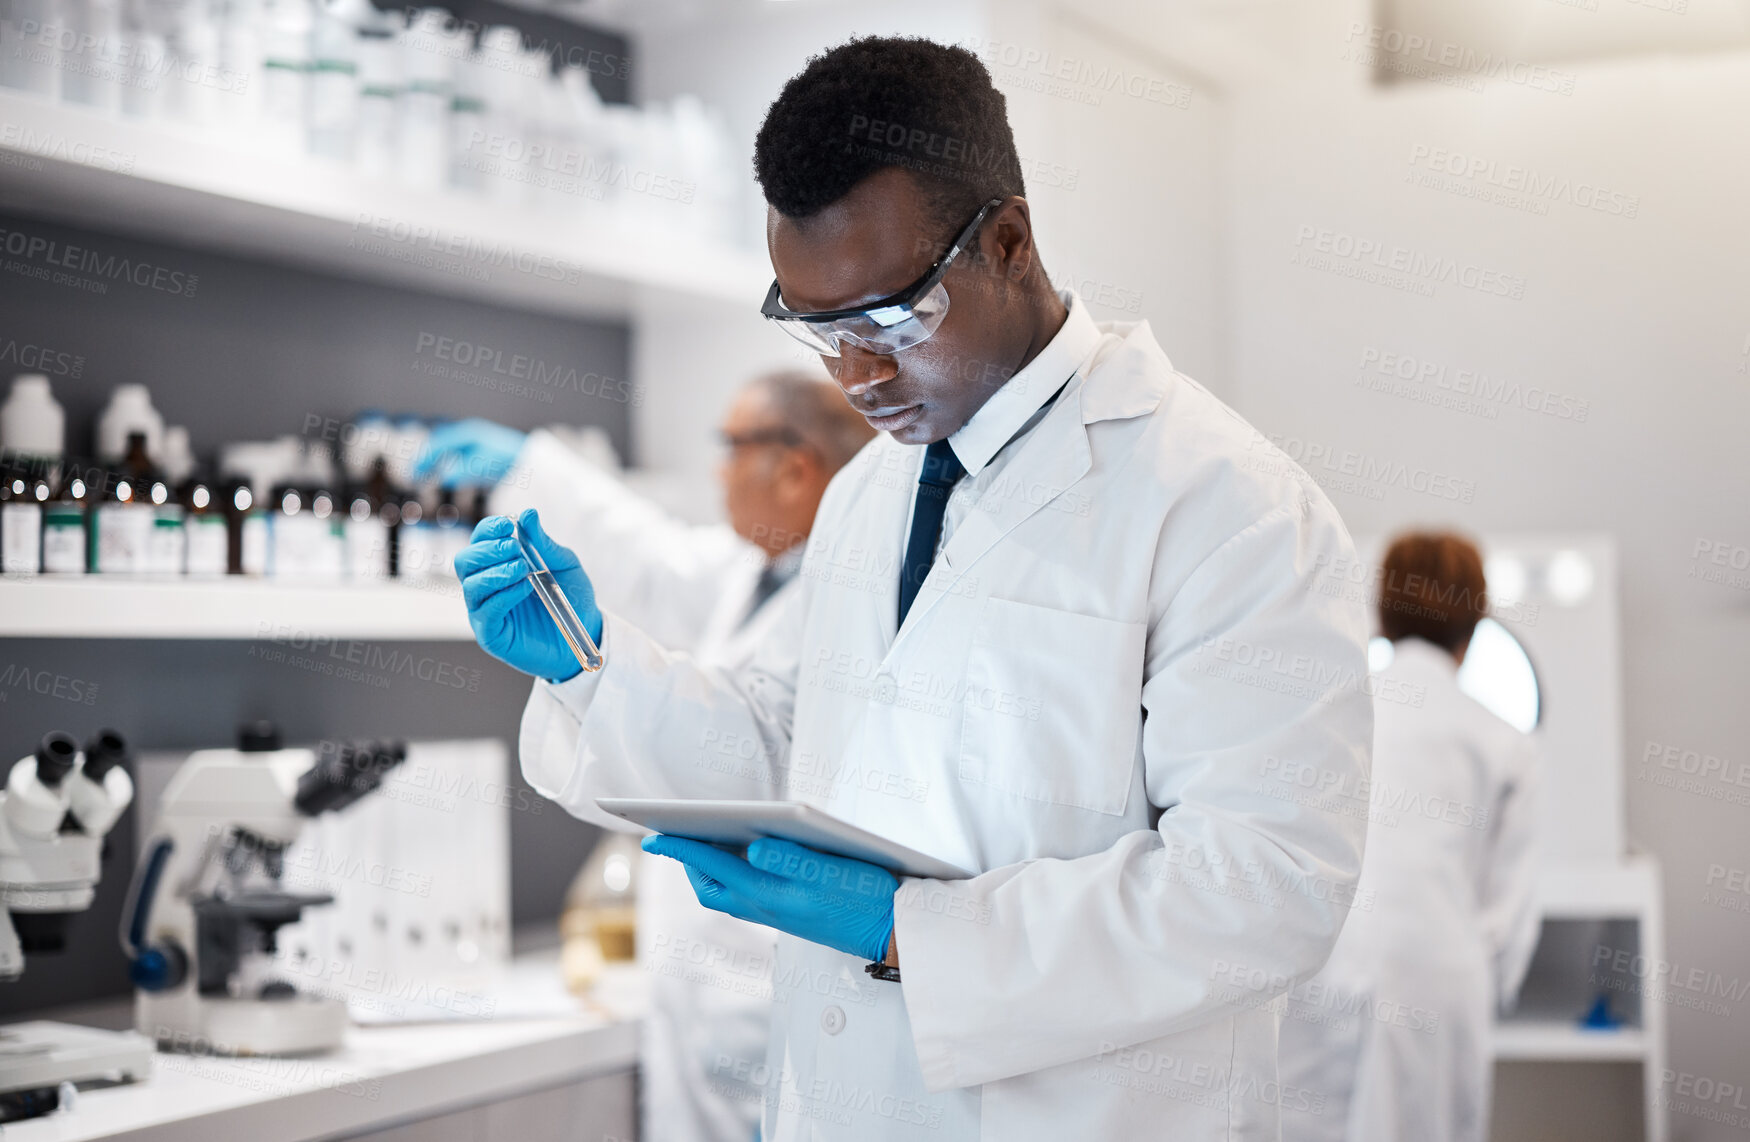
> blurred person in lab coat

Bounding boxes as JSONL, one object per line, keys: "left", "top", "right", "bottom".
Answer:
{"left": 1278, "top": 532, "right": 1543, "bottom": 1142}
{"left": 423, "top": 372, "right": 874, "bottom": 1142}
{"left": 456, "top": 37, "right": 1373, "bottom": 1142}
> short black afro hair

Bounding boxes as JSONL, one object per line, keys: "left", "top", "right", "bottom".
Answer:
{"left": 754, "top": 36, "right": 1026, "bottom": 232}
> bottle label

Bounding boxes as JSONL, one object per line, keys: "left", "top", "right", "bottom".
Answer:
{"left": 310, "top": 67, "right": 357, "bottom": 131}
{"left": 2, "top": 503, "right": 42, "bottom": 575}
{"left": 398, "top": 521, "right": 439, "bottom": 583}
{"left": 272, "top": 512, "right": 332, "bottom": 579}
{"left": 241, "top": 514, "right": 269, "bottom": 575}
{"left": 147, "top": 517, "right": 186, "bottom": 575}
{"left": 347, "top": 519, "right": 390, "bottom": 581}
{"left": 42, "top": 518, "right": 87, "bottom": 574}
{"left": 186, "top": 517, "right": 228, "bottom": 577}
{"left": 95, "top": 503, "right": 152, "bottom": 573}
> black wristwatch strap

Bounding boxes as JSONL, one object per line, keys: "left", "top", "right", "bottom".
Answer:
{"left": 865, "top": 961, "right": 902, "bottom": 983}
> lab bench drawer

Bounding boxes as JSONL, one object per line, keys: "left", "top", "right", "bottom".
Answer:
{"left": 340, "top": 1067, "right": 637, "bottom": 1142}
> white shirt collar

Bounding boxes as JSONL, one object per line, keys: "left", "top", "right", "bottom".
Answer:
{"left": 769, "top": 542, "right": 805, "bottom": 580}
{"left": 946, "top": 291, "right": 1102, "bottom": 477}
{"left": 1391, "top": 637, "right": 1462, "bottom": 676}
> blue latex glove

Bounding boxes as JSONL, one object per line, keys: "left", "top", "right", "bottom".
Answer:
{"left": 413, "top": 418, "right": 528, "bottom": 487}
{"left": 642, "top": 835, "right": 897, "bottom": 963}
{"left": 454, "top": 509, "right": 602, "bottom": 682}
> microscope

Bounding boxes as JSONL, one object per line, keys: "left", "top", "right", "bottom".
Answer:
{"left": 0, "top": 729, "right": 152, "bottom": 1123}
{"left": 125, "top": 726, "right": 406, "bottom": 1056}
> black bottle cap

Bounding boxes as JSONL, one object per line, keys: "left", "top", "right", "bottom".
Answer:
{"left": 35, "top": 732, "right": 78, "bottom": 787}
{"left": 81, "top": 729, "right": 130, "bottom": 781}
{"left": 238, "top": 721, "right": 283, "bottom": 752}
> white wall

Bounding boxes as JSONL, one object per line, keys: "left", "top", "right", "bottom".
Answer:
{"left": 1226, "top": 41, "right": 1750, "bottom": 1142}
{"left": 981, "top": 2, "right": 1229, "bottom": 390}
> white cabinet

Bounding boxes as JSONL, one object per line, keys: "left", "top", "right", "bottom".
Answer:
{"left": 1492, "top": 857, "right": 1667, "bottom": 1142}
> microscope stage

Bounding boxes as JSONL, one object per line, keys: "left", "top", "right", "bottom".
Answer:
{"left": 0, "top": 1021, "right": 153, "bottom": 1094}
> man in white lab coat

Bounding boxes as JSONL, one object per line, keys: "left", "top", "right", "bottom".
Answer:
{"left": 1278, "top": 533, "right": 1542, "bottom": 1142}
{"left": 430, "top": 373, "right": 873, "bottom": 1142}
{"left": 458, "top": 37, "right": 1373, "bottom": 1142}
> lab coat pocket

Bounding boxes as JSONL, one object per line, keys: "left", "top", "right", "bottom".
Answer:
{"left": 958, "top": 597, "right": 1145, "bottom": 816}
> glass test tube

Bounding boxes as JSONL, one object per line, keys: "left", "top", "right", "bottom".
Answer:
{"left": 515, "top": 518, "right": 605, "bottom": 673}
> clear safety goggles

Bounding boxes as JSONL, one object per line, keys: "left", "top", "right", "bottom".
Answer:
{"left": 760, "top": 198, "right": 1002, "bottom": 358}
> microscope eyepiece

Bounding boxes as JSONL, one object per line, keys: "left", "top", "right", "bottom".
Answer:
{"left": 293, "top": 739, "right": 408, "bottom": 817}
{"left": 237, "top": 721, "right": 283, "bottom": 753}
{"left": 34, "top": 732, "right": 78, "bottom": 787}
{"left": 81, "top": 729, "right": 130, "bottom": 781}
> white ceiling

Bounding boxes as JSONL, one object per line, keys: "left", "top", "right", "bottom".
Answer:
{"left": 522, "top": 0, "right": 1750, "bottom": 92}
{"left": 1376, "top": 0, "right": 1750, "bottom": 72}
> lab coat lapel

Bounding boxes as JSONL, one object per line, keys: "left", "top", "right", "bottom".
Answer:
{"left": 888, "top": 325, "right": 1165, "bottom": 649}
{"left": 950, "top": 396, "right": 1090, "bottom": 574}
{"left": 888, "top": 390, "right": 1091, "bottom": 651}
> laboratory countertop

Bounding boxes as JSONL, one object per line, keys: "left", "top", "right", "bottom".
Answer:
{"left": 3, "top": 955, "right": 648, "bottom": 1142}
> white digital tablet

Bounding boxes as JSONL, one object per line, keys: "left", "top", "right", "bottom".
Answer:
{"left": 595, "top": 798, "right": 974, "bottom": 881}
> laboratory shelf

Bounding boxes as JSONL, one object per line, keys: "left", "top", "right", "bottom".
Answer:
{"left": 1536, "top": 858, "right": 1662, "bottom": 920}
{"left": 1492, "top": 1020, "right": 1647, "bottom": 1062}
{"left": 0, "top": 89, "right": 769, "bottom": 319}
{"left": 0, "top": 575, "right": 474, "bottom": 640}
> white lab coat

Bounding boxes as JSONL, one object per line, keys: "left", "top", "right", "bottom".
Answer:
{"left": 494, "top": 432, "right": 782, "bottom": 1142}
{"left": 519, "top": 311, "right": 1374, "bottom": 1141}
{"left": 1277, "top": 638, "right": 1543, "bottom": 1142}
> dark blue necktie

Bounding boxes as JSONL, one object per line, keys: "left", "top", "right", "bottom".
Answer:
{"left": 897, "top": 439, "right": 966, "bottom": 627}
{"left": 737, "top": 562, "right": 787, "bottom": 630}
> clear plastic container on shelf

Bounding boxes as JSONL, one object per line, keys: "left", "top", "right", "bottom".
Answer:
{"left": 476, "top": 24, "right": 524, "bottom": 207}
{"left": 0, "top": 5, "right": 25, "bottom": 94}
{"left": 397, "top": 8, "right": 453, "bottom": 191}
{"left": 117, "top": 24, "right": 167, "bottom": 120}
{"left": 634, "top": 101, "right": 684, "bottom": 233}
{"left": 159, "top": 425, "right": 195, "bottom": 485}
{"left": 553, "top": 64, "right": 606, "bottom": 213}
{"left": 527, "top": 59, "right": 578, "bottom": 215}
{"left": 1, "top": 374, "right": 64, "bottom": 459}
{"left": 164, "top": 0, "right": 223, "bottom": 127}
{"left": 257, "top": 0, "right": 312, "bottom": 156}
{"left": 0, "top": 0, "right": 62, "bottom": 97}
{"left": 671, "top": 93, "right": 736, "bottom": 239}
{"left": 352, "top": 8, "right": 401, "bottom": 180}
{"left": 95, "top": 384, "right": 164, "bottom": 465}
{"left": 307, "top": 0, "right": 363, "bottom": 160}
{"left": 596, "top": 102, "right": 639, "bottom": 223}
{"left": 447, "top": 38, "right": 486, "bottom": 192}
{"left": 5, "top": 0, "right": 747, "bottom": 246}
{"left": 213, "top": 0, "right": 263, "bottom": 133}
{"left": 58, "top": 0, "right": 125, "bottom": 112}
{"left": 519, "top": 44, "right": 559, "bottom": 212}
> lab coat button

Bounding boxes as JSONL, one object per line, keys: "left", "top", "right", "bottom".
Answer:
{"left": 873, "top": 675, "right": 896, "bottom": 704}
{"left": 820, "top": 1005, "right": 846, "bottom": 1035}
